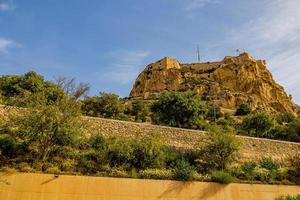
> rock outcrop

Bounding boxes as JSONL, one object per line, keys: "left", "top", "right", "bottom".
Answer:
{"left": 130, "top": 53, "right": 299, "bottom": 115}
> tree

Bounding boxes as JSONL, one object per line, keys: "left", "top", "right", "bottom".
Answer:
{"left": 151, "top": 91, "right": 207, "bottom": 129}
{"left": 1, "top": 97, "right": 85, "bottom": 162}
{"left": 288, "top": 118, "right": 300, "bottom": 142}
{"left": 240, "top": 112, "right": 274, "bottom": 137}
{"left": 81, "top": 92, "right": 124, "bottom": 118}
{"left": 197, "top": 126, "right": 239, "bottom": 172}
{"left": 0, "top": 71, "right": 65, "bottom": 107}
{"left": 130, "top": 100, "right": 149, "bottom": 122}
{"left": 235, "top": 104, "right": 251, "bottom": 116}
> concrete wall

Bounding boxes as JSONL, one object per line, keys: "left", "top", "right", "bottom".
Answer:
{"left": 0, "top": 173, "right": 299, "bottom": 200}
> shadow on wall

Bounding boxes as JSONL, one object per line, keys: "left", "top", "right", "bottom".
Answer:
{"left": 158, "top": 181, "right": 227, "bottom": 199}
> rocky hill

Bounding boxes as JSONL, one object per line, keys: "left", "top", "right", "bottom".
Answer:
{"left": 130, "top": 52, "right": 299, "bottom": 115}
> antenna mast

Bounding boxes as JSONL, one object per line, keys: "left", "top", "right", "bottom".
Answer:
{"left": 197, "top": 45, "right": 200, "bottom": 62}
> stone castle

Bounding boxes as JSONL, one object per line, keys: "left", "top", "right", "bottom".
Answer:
{"left": 130, "top": 53, "right": 299, "bottom": 115}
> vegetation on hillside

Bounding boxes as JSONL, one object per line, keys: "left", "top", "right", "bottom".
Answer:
{"left": 0, "top": 71, "right": 299, "bottom": 143}
{"left": 0, "top": 71, "right": 299, "bottom": 184}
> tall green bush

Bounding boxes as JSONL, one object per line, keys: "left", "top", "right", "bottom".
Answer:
{"left": 151, "top": 91, "right": 207, "bottom": 129}
{"left": 288, "top": 118, "right": 300, "bottom": 142}
{"left": 197, "top": 126, "right": 239, "bottom": 172}
{"left": 240, "top": 112, "right": 274, "bottom": 137}
{"left": 81, "top": 92, "right": 125, "bottom": 118}
{"left": 1, "top": 97, "right": 84, "bottom": 162}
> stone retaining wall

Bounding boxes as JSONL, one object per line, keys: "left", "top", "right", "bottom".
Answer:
{"left": 86, "top": 117, "right": 300, "bottom": 160}
{"left": 1, "top": 105, "right": 299, "bottom": 160}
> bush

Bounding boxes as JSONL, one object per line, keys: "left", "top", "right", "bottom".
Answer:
{"left": 258, "top": 157, "right": 280, "bottom": 171}
{"left": 2, "top": 100, "right": 84, "bottom": 162}
{"left": 81, "top": 92, "right": 124, "bottom": 118}
{"left": 266, "top": 125, "right": 291, "bottom": 141}
{"left": 226, "top": 163, "right": 243, "bottom": 178}
{"left": 151, "top": 91, "right": 207, "bottom": 129}
{"left": 275, "top": 194, "right": 300, "bottom": 200}
{"left": 131, "top": 135, "right": 165, "bottom": 170}
{"left": 240, "top": 112, "right": 274, "bottom": 137}
{"left": 130, "top": 100, "right": 149, "bottom": 122}
{"left": 287, "top": 153, "right": 300, "bottom": 184}
{"left": 197, "top": 126, "right": 239, "bottom": 172}
{"left": 211, "top": 170, "right": 235, "bottom": 184}
{"left": 253, "top": 167, "right": 272, "bottom": 182}
{"left": 0, "top": 134, "right": 24, "bottom": 159}
{"left": 108, "top": 167, "right": 129, "bottom": 178}
{"left": 288, "top": 118, "right": 300, "bottom": 142}
{"left": 276, "top": 113, "right": 296, "bottom": 124}
{"left": 105, "top": 138, "right": 135, "bottom": 168}
{"left": 139, "top": 169, "right": 173, "bottom": 180}
{"left": 172, "top": 159, "right": 195, "bottom": 181}
{"left": 0, "top": 71, "right": 65, "bottom": 107}
{"left": 241, "top": 161, "right": 257, "bottom": 181}
{"left": 235, "top": 104, "right": 251, "bottom": 116}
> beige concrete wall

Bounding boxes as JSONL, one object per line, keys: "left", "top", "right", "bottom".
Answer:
{"left": 0, "top": 173, "right": 299, "bottom": 200}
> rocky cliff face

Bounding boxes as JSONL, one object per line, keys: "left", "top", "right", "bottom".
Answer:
{"left": 130, "top": 53, "right": 299, "bottom": 115}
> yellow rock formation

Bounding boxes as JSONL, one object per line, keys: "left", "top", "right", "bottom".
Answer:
{"left": 130, "top": 53, "right": 299, "bottom": 115}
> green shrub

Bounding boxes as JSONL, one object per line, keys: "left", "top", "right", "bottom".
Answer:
{"left": 216, "top": 118, "right": 234, "bottom": 128}
{"left": 130, "top": 100, "right": 149, "bottom": 122}
{"left": 81, "top": 92, "right": 125, "bottom": 118}
{"left": 266, "top": 126, "right": 291, "bottom": 141}
{"left": 211, "top": 170, "right": 235, "bottom": 184}
{"left": 151, "top": 91, "right": 207, "bottom": 129}
{"left": 258, "top": 157, "right": 280, "bottom": 171}
{"left": 275, "top": 194, "right": 300, "bottom": 200}
{"left": 106, "top": 138, "right": 135, "bottom": 168}
{"left": 139, "top": 169, "right": 172, "bottom": 180}
{"left": 77, "top": 150, "right": 98, "bottom": 174}
{"left": 60, "top": 159, "right": 77, "bottom": 172}
{"left": 0, "top": 134, "right": 23, "bottom": 158}
{"left": 253, "top": 167, "right": 272, "bottom": 182}
{"left": 131, "top": 135, "right": 165, "bottom": 170}
{"left": 277, "top": 167, "right": 289, "bottom": 181}
{"left": 241, "top": 161, "right": 257, "bottom": 181}
{"left": 2, "top": 97, "right": 84, "bottom": 162}
{"left": 226, "top": 163, "right": 243, "bottom": 178}
{"left": 240, "top": 112, "right": 274, "bottom": 137}
{"left": 172, "top": 159, "right": 195, "bottom": 181}
{"left": 288, "top": 118, "right": 300, "bottom": 142}
{"left": 235, "top": 104, "right": 251, "bottom": 116}
{"left": 0, "top": 71, "right": 65, "bottom": 107}
{"left": 108, "top": 167, "right": 129, "bottom": 178}
{"left": 276, "top": 113, "right": 296, "bottom": 124}
{"left": 287, "top": 153, "right": 300, "bottom": 184}
{"left": 197, "top": 126, "right": 239, "bottom": 172}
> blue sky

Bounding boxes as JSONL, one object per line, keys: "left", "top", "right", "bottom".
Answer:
{"left": 0, "top": 0, "right": 299, "bottom": 104}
